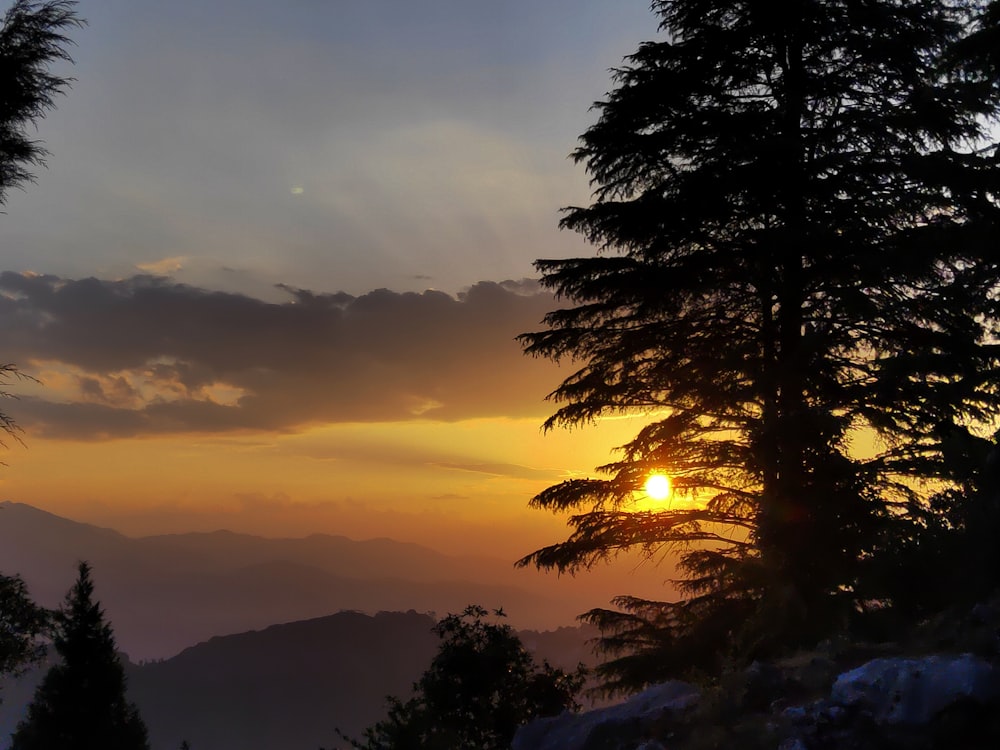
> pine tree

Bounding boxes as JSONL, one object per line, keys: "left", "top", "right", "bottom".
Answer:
{"left": 11, "top": 562, "right": 149, "bottom": 750}
{"left": 519, "top": 0, "right": 1000, "bottom": 690}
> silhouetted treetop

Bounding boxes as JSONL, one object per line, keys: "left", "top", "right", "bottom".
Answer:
{"left": 0, "top": 0, "right": 83, "bottom": 204}
{"left": 12, "top": 562, "right": 149, "bottom": 750}
{"left": 339, "top": 605, "right": 584, "bottom": 750}
{"left": 520, "top": 0, "right": 1000, "bottom": 689}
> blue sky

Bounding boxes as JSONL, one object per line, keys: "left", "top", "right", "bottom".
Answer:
{"left": 4, "top": 0, "right": 655, "bottom": 298}
{"left": 0, "top": 1, "right": 683, "bottom": 566}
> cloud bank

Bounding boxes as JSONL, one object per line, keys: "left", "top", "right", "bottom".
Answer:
{"left": 0, "top": 273, "right": 563, "bottom": 439}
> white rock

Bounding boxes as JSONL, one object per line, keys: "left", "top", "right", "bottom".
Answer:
{"left": 830, "top": 654, "right": 1000, "bottom": 726}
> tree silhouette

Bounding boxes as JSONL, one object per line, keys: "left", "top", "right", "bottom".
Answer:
{"left": 0, "top": 572, "right": 47, "bottom": 688}
{"left": 0, "top": 0, "right": 82, "bottom": 203}
{"left": 337, "top": 606, "right": 584, "bottom": 750}
{"left": 12, "top": 562, "right": 149, "bottom": 750}
{"left": 0, "top": 0, "right": 82, "bottom": 686}
{"left": 0, "top": 0, "right": 82, "bottom": 444}
{"left": 519, "top": 0, "right": 1000, "bottom": 690}
{"left": 950, "top": 0, "right": 1000, "bottom": 87}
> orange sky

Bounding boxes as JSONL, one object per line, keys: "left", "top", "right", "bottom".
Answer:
{"left": 0, "top": 0, "right": 680, "bottom": 608}
{"left": 0, "top": 401, "right": 681, "bottom": 609}
{"left": 1, "top": 413, "right": 660, "bottom": 558}
{"left": 0, "top": 280, "right": 681, "bottom": 606}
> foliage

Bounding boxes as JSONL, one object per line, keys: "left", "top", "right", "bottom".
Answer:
{"left": 337, "top": 605, "right": 585, "bottom": 750}
{"left": 0, "top": 0, "right": 81, "bottom": 442}
{"left": 0, "top": 1, "right": 81, "bottom": 693}
{"left": 11, "top": 562, "right": 150, "bottom": 750}
{"left": 0, "top": 572, "right": 48, "bottom": 684}
{"left": 0, "top": 0, "right": 83, "bottom": 203}
{"left": 0, "top": 363, "right": 39, "bottom": 454}
{"left": 519, "top": 0, "right": 1000, "bottom": 691}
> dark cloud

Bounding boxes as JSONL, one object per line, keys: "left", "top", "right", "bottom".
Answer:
{"left": 76, "top": 374, "right": 140, "bottom": 407}
{"left": 0, "top": 273, "right": 563, "bottom": 439}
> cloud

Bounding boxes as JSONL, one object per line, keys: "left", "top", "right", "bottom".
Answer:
{"left": 135, "top": 256, "right": 187, "bottom": 275}
{"left": 0, "top": 273, "right": 564, "bottom": 439}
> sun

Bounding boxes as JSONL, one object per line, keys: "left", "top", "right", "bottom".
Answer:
{"left": 643, "top": 473, "right": 672, "bottom": 501}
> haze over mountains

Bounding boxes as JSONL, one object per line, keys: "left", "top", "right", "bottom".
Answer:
{"left": 0, "top": 609, "right": 597, "bottom": 750}
{"left": 0, "top": 501, "right": 604, "bottom": 750}
{"left": 0, "top": 501, "right": 671, "bottom": 660}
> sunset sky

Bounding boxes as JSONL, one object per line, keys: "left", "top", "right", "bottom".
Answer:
{"left": 0, "top": 0, "right": 678, "bottom": 588}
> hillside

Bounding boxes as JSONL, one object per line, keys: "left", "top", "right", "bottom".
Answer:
{"left": 0, "top": 610, "right": 597, "bottom": 750}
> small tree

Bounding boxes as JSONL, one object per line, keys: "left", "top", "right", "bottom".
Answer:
{"left": 11, "top": 562, "right": 149, "bottom": 750}
{"left": 0, "top": 572, "right": 47, "bottom": 686}
{"left": 337, "top": 606, "right": 585, "bottom": 750}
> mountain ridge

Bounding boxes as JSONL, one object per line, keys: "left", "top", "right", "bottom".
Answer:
{"left": 0, "top": 608, "right": 598, "bottom": 750}
{"left": 0, "top": 501, "right": 630, "bottom": 659}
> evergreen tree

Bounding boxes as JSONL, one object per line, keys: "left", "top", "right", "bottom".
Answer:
{"left": 337, "top": 606, "right": 584, "bottom": 750}
{"left": 951, "top": 0, "right": 1000, "bottom": 86}
{"left": 0, "top": 0, "right": 83, "bottom": 203}
{"left": 518, "top": 0, "right": 1000, "bottom": 691}
{"left": 12, "top": 562, "right": 149, "bottom": 750}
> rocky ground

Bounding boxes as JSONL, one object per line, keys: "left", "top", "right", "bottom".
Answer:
{"left": 514, "top": 598, "right": 1000, "bottom": 750}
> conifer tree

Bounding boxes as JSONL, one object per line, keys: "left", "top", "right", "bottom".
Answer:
{"left": 11, "top": 562, "right": 149, "bottom": 750}
{"left": 0, "top": 0, "right": 83, "bottom": 203}
{"left": 519, "top": 0, "right": 1000, "bottom": 690}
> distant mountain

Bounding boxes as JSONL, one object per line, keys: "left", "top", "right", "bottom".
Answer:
{"left": 0, "top": 610, "right": 597, "bottom": 750}
{"left": 0, "top": 501, "right": 631, "bottom": 660}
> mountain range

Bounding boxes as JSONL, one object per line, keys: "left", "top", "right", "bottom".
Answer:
{"left": 0, "top": 501, "right": 667, "bottom": 660}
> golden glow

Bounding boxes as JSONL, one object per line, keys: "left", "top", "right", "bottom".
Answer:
{"left": 644, "top": 473, "right": 672, "bottom": 501}
{"left": 3, "top": 415, "right": 659, "bottom": 557}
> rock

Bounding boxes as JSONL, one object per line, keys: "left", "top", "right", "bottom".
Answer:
{"left": 830, "top": 653, "right": 1000, "bottom": 726}
{"left": 512, "top": 680, "right": 699, "bottom": 750}
{"left": 780, "top": 705, "right": 808, "bottom": 723}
